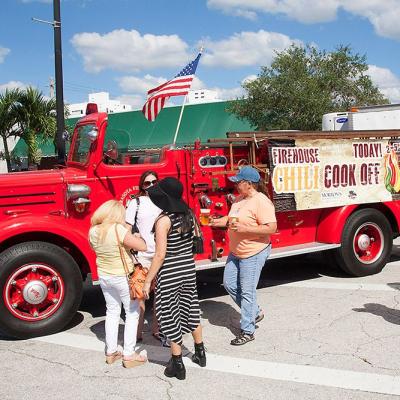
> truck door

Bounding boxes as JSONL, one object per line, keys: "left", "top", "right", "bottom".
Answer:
{"left": 92, "top": 126, "right": 184, "bottom": 207}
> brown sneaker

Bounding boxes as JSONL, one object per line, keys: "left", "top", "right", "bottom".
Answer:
{"left": 105, "top": 351, "right": 122, "bottom": 364}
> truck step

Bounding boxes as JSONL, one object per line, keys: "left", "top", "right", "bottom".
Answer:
{"left": 195, "top": 242, "right": 341, "bottom": 271}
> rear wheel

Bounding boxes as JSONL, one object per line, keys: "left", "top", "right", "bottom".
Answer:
{"left": 330, "top": 208, "right": 392, "bottom": 277}
{"left": 0, "top": 241, "right": 83, "bottom": 338}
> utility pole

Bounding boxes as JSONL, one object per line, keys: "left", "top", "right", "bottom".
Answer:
{"left": 32, "top": 0, "right": 66, "bottom": 165}
{"left": 53, "top": 0, "right": 66, "bottom": 164}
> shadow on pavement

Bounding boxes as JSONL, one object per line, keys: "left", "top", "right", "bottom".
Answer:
{"left": 200, "top": 299, "right": 240, "bottom": 335}
{"left": 62, "top": 312, "right": 85, "bottom": 331}
{"left": 390, "top": 243, "right": 400, "bottom": 263}
{"left": 353, "top": 303, "right": 400, "bottom": 325}
{"left": 196, "top": 252, "right": 349, "bottom": 301}
{"left": 0, "top": 311, "right": 85, "bottom": 340}
{"left": 79, "top": 279, "right": 105, "bottom": 318}
{"left": 387, "top": 282, "right": 400, "bottom": 291}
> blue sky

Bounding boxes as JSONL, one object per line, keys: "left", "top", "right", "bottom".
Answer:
{"left": 1, "top": 0, "right": 400, "bottom": 110}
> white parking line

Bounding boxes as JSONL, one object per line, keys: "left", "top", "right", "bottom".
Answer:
{"left": 261, "top": 280, "right": 400, "bottom": 291}
{"left": 34, "top": 331, "right": 400, "bottom": 396}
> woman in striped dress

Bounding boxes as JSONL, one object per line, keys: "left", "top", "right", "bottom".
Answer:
{"left": 142, "top": 177, "right": 206, "bottom": 380}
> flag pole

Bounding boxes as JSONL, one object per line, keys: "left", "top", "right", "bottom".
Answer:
{"left": 172, "top": 94, "right": 188, "bottom": 147}
{"left": 172, "top": 46, "right": 203, "bottom": 147}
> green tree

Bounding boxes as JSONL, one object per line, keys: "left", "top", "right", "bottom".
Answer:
{"left": 0, "top": 89, "right": 21, "bottom": 172}
{"left": 229, "top": 45, "right": 389, "bottom": 131}
{"left": 13, "top": 87, "right": 56, "bottom": 169}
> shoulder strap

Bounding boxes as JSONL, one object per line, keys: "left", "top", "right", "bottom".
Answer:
{"left": 114, "top": 224, "right": 131, "bottom": 278}
{"left": 134, "top": 197, "right": 140, "bottom": 227}
{"left": 190, "top": 210, "right": 203, "bottom": 238}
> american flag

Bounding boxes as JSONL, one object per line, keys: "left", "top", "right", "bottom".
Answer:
{"left": 142, "top": 52, "right": 202, "bottom": 122}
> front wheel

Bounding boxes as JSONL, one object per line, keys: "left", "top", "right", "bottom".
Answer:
{"left": 0, "top": 241, "right": 83, "bottom": 339}
{"left": 330, "top": 208, "right": 392, "bottom": 277}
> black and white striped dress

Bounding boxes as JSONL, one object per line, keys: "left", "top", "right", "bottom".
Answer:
{"left": 154, "top": 212, "right": 200, "bottom": 345}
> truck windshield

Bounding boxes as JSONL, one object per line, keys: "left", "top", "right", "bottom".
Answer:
{"left": 70, "top": 124, "right": 95, "bottom": 164}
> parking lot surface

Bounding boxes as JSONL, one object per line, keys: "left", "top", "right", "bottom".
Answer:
{"left": 2, "top": 242, "right": 400, "bottom": 400}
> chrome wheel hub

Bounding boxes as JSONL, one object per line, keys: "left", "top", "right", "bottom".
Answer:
{"left": 22, "top": 280, "right": 48, "bottom": 304}
{"left": 357, "top": 234, "right": 371, "bottom": 251}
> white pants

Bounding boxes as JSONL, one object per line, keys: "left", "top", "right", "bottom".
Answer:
{"left": 99, "top": 275, "right": 140, "bottom": 356}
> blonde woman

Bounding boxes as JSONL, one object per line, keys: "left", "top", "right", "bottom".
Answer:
{"left": 89, "top": 200, "right": 148, "bottom": 368}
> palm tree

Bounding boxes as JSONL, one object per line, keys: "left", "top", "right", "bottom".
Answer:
{"left": 13, "top": 87, "right": 56, "bottom": 169}
{"left": 0, "top": 89, "right": 21, "bottom": 172}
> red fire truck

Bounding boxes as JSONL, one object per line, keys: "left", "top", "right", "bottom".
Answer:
{"left": 1, "top": 106, "right": 400, "bottom": 339}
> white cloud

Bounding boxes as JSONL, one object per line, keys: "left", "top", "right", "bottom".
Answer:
{"left": 368, "top": 65, "right": 400, "bottom": 103}
{"left": 21, "top": 0, "right": 52, "bottom": 3}
{"left": 241, "top": 74, "right": 258, "bottom": 84}
{"left": 0, "top": 46, "right": 10, "bottom": 64}
{"left": 209, "top": 75, "right": 257, "bottom": 100}
{"left": 207, "top": 0, "right": 338, "bottom": 23}
{"left": 212, "top": 86, "right": 244, "bottom": 100}
{"left": 201, "top": 30, "right": 301, "bottom": 68}
{"left": 71, "top": 29, "right": 190, "bottom": 73}
{"left": 0, "top": 81, "right": 28, "bottom": 92}
{"left": 115, "top": 94, "right": 145, "bottom": 111}
{"left": 117, "top": 71, "right": 254, "bottom": 106}
{"left": 117, "top": 74, "right": 167, "bottom": 94}
{"left": 207, "top": 0, "right": 400, "bottom": 40}
{"left": 191, "top": 76, "right": 206, "bottom": 91}
{"left": 117, "top": 75, "right": 207, "bottom": 109}
{"left": 345, "top": 1, "right": 400, "bottom": 41}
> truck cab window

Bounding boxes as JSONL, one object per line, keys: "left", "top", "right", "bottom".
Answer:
{"left": 102, "top": 127, "right": 161, "bottom": 165}
{"left": 103, "top": 127, "right": 130, "bottom": 165}
{"left": 71, "top": 124, "right": 94, "bottom": 164}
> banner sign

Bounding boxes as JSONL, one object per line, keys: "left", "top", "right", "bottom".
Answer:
{"left": 270, "top": 138, "right": 400, "bottom": 211}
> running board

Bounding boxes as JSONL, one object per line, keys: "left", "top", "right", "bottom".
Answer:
{"left": 195, "top": 242, "right": 341, "bottom": 271}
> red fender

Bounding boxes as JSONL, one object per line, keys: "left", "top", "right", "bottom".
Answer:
{"left": 0, "top": 215, "right": 97, "bottom": 280}
{"left": 380, "top": 201, "right": 400, "bottom": 233}
{"left": 316, "top": 205, "right": 358, "bottom": 244}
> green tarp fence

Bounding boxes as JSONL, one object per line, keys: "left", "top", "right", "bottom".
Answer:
{"left": 13, "top": 100, "right": 253, "bottom": 157}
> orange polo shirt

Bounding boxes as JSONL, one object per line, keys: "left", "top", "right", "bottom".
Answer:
{"left": 228, "top": 192, "right": 276, "bottom": 259}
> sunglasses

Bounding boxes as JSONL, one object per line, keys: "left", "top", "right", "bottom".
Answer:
{"left": 142, "top": 179, "right": 158, "bottom": 189}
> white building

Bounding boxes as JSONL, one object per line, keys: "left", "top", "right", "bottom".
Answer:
{"left": 187, "top": 89, "right": 221, "bottom": 104}
{"left": 67, "top": 92, "right": 132, "bottom": 117}
{"left": 0, "top": 136, "right": 19, "bottom": 174}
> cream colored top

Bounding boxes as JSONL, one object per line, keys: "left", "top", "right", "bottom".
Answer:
{"left": 228, "top": 192, "right": 276, "bottom": 259}
{"left": 89, "top": 223, "right": 134, "bottom": 276}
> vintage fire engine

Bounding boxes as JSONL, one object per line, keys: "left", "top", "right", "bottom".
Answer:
{"left": 1, "top": 106, "right": 400, "bottom": 339}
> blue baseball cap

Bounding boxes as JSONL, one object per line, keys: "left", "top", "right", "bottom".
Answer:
{"left": 228, "top": 166, "right": 260, "bottom": 183}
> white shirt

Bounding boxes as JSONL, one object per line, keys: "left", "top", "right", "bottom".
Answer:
{"left": 126, "top": 195, "right": 161, "bottom": 261}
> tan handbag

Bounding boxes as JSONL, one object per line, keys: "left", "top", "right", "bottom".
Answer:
{"left": 115, "top": 224, "right": 147, "bottom": 300}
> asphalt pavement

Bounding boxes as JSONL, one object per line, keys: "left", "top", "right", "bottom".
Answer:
{"left": 1, "top": 241, "right": 400, "bottom": 400}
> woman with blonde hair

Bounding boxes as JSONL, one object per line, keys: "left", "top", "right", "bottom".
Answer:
{"left": 89, "top": 199, "right": 148, "bottom": 367}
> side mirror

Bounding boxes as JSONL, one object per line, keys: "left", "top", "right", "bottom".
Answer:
{"left": 104, "top": 140, "right": 119, "bottom": 162}
{"left": 86, "top": 128, "right": 98, "bottom": 143}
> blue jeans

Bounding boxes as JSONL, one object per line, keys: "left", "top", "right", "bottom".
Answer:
{"left": 223, "top": 245, "right": 271, "bottom": 335}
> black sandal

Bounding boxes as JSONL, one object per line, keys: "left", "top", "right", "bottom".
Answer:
{"left": 230, "top": 332, "right": 255, "bottom": 346}
{"left": 255, "top": 310, "right": 265, "bottom": 324}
